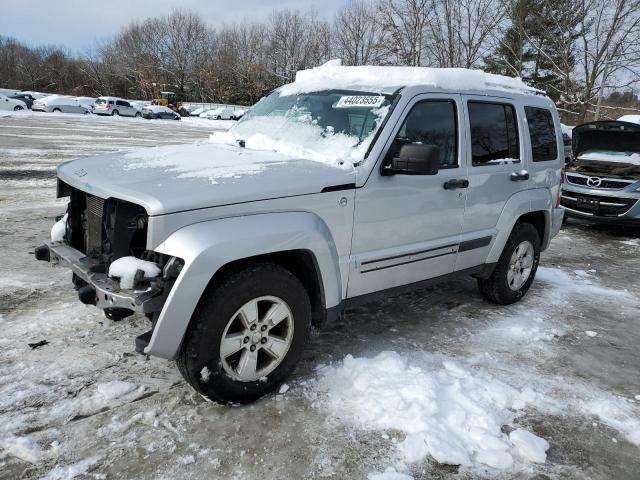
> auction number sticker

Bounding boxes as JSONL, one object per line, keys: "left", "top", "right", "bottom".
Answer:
{"left": 335, "top": 95, "right": 385, "bottom": 108}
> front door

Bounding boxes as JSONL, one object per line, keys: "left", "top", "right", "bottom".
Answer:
{"left": 348, "top": 94, "right": 468, "bottom": 298}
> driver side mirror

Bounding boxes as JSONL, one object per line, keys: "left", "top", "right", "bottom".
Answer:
{"left": 385, "top": 144, "right": 441, "bottom": 175}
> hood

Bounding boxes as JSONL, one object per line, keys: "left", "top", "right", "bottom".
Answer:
{"left": 573, "top": 120, "right": 640, "bottom": 158}
{"left": 570, "top": 121, "right": 640, "bottom": 179}
{"left": 57, "top": 142, "right": 356, "bottom": 216}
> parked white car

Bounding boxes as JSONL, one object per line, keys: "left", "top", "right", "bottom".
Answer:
{"left": 202, "top": 107, "right": 235, "bottom": 120}
{"left": 32, "top": 95, "right": 90, "bottom": 114}
{"left": 94, "top": 97, "right": 141, "bottom": 117}
{"left": 231, "top": 108, "right": 248, "bottom": 120}
{"left": 0, "top": 93, "right": 27, "bottom": 111}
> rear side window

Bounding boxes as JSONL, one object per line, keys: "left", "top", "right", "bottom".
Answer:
{"left": 393, "top": 100, "right": 458, "bottom": 167}
{"left": 468, "top": 102, "right": 519, "bottom": 165}
{"left": 525, "top": 107, "right": 558, "bottom": 161}
{"left": 116, "top": 100, "right": 129, "bottom": 107}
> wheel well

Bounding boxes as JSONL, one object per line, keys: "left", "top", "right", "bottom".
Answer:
{"left": 516, "top": 211, "right": 546, "bottom": 244}
{"left": 208, "top": 250, "right": 325, "bottom": 326}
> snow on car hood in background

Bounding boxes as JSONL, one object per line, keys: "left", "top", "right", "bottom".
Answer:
{"left": 56, "top": 141, "right": 355, "bottom": 216}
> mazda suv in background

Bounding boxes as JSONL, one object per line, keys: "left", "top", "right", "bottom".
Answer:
{"left": 561, "top": 120, "right": 640, "bottom": 224}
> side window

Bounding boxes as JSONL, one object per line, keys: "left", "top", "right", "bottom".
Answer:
{"left": 116, "top": 100, "right": 127, "bottom": 107}
{"left": 392, "top": 100, "right": 458, "bottom": 168}
{"left": 468, "top": 102, "right": 519, "bottom": 165}
{"left": 525, "top": 106, "right": 558, "bottom": 162}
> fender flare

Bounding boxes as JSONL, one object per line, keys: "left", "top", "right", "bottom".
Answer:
{"left": 486, "top": 188, "right": 553, "bottom": 263}
{"left": 145, "top": 212, "right": 342, "bottom": 359}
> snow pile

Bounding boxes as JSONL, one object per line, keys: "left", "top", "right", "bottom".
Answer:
{"left": 0, "top": 435, "right": 42, "bottom": 463}
{"left": 211, "top": 105, "right": 389, "bottom": 165}
{"left": 143, "top": 105, "right": 175, "bottom": 114}
{"left": 108, "top": 257, "right": 161, "bottom": 289}
{"left": 50, "top": 214, "right": 67, "bottom": 242}
{"left": 536, "top": 266, "right": 636, "bottom": 302}
{"left": 43, "top": 457, "right": 98, "bottom": 480}
{"left": 618, "top": 114, "right": 640, "bottom": 125}
{"left": 368, "top": 468, "right": 414, "bottom": 480}
{"left": 581, "top": 397, "right": 640, "bottom": 446}
{"left": 314, "top": 352, "right": 547, "bottom": 470}
{"left": 508, "top": 429, "right": 549, "bottom": 463}
{"left": 124, "top": 142, "right": 288, "bottom": 184}
{"left": 280, "top": 59, "right": 538, "bottom": 96}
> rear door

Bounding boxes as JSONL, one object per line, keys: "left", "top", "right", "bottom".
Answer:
{"left": 456, "top": 97, "right": 529, "bottom": 270}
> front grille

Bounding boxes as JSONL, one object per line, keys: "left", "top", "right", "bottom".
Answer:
{"left": 561, "top": 191, "right": 637, "bottom": 216}
{"left": 85, "top": 195, "right": 104, "bottom": 254}
{"left": 565, "top": 174, "right": 633, "bottom": 190}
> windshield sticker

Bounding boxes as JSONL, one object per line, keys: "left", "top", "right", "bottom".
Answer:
{"left": 335, "top": 95, "right": 385, "bottom": 108}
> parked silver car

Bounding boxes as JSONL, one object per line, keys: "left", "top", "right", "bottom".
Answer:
{"left": 32, "top": 95, "right": 91, "bottom": 114}
{"left": 561, "top": 120, "right": 640, "bottom": 224}
{"left": 94, "top": 96, "right": 141, "bottom": 117}
{"left": 37, "top": 66, "right": 564, "bottom": 403}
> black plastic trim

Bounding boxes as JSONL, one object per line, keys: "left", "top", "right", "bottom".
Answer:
{"left": 321, "top": 183, "right": 356, "bottom": 193}
{"left": 458, "top": 236, "right": 492, "bottom": 252}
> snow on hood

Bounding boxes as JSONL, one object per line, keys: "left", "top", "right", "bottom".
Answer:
{"left": 57, "top": 141, "right": 355, "bottom": 215}
{"left": 279, "top": 59, "right": 538, "bottom": 96}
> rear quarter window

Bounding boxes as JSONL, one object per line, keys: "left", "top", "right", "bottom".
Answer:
{"left": 525, "top": 106, "right": 558, "bottom": 162}
{"left": 468, "top": 101, "right": 520, "bottom": 165}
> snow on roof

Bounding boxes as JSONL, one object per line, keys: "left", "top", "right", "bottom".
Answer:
{"left": 279, "top": 59, "right": 541, "bottom": 96}
{"left": 618, "top": 114, "right": 640, "bottom": 125}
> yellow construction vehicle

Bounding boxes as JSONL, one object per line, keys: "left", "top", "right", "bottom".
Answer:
{"left": 152, "top": 91, "right": 183, "bottom": 112}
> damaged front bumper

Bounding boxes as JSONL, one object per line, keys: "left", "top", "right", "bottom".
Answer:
{"left": 36, "top": 241, "right": 166, "bottom": 314}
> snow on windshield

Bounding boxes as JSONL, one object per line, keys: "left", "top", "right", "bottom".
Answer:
{"left": 210, "top": 90, "right": 391, "bottom": 166}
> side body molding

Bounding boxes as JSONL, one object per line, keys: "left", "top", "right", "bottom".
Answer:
{"left": 145, "top": 212, "right": 342, "bottom": 359}
{"left": 485, "top": 187, "right": 554, "bottom": 264}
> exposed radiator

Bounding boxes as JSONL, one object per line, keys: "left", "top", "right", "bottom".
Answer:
{"left": 85, "top": 194, "right": 104, "bottom": 254}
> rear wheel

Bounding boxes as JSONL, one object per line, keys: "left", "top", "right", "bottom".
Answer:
{"left": 177, "top": 263, "right": 311, "bottom": 404}
{"left": 478, "top": 222, "right": 540, "bottom": 305}
{"left": 135, "top": 112, "right": 142, "bottom": 118}
{"left": 52, "top": 108, "right": 61, "bottom": 113}
{"left": 112, "top": 109, "right": 119, "bottom": 116}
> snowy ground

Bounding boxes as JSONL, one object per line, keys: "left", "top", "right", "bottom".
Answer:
{"left": 1, "top": 114, "right": 640, "bottom": 479}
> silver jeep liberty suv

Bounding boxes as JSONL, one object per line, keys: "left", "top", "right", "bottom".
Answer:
{"left": 36, "top": 63, "right": 564, "bottom": 403}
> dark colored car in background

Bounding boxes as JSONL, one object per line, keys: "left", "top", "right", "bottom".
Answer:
{"left": 10, "top": 93, "right": 36, "bottom": 109}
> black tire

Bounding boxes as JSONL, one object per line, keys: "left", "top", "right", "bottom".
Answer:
{"left": 135, "top": 112, "right": 142, "bottom": 118}
{"left": 177, "top": 263, "right": 311, "bottom": 404}
{"left": 13, "top": 105, "right": 24, "bottom": 111}
{"left": 52, "top": 108, "right": 61, "bottom": 113}
{"left": 112, "top": 109, "right": 119, "bottom": 116}
{"left": 478, "top": 222, "right": 540, "bottom": 305}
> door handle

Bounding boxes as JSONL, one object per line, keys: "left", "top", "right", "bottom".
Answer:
{"left": 443, "top": 178, "right": 469, "bottom": 190}
{"left": 510, "top": 170, "right": 530, "bottom": 181}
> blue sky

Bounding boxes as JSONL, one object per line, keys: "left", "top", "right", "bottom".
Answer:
{"left": 0, "top": 0, "right": 347, "bottom": 53}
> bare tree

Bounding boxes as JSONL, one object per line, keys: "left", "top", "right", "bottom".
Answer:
{"left": 377, "top": 0, "right": 431, "bottom": 66}
{"left": 427, "top": 0, "right": 506, "bottom": 68}
{"left": 576, "top": 0, "right": 640, "bottom": 120}
{"left": 333, "top": 0, "right": 387, "bottom": 65}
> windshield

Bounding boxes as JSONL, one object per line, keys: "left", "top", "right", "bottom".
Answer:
{"left": 95, "top": 98, "right": 107, "bottom": 105}
{"left": 211, "top": 90, "right": 393, "bottom": 166}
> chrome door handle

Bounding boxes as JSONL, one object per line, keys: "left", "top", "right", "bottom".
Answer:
{"left": 443, "top": 178, "right": 469, "bottom": 190}
{"left": 510, "top": 170, "right": 529, "bottom": 181}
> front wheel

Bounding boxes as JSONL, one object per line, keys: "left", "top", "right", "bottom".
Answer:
{"left": 478, "top": 222, "right": 540, "bottom": 305}
{"left": 13, "top": 105, "right": 24, "bottom": 111}
{"left": 177, "top": 263, "right": 311, "bottom": 404}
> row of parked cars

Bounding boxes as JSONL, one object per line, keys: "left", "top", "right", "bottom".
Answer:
{"left": 1, "top": 89, "right": 245, "bottom": 121}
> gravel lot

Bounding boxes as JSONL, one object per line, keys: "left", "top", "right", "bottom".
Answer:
{"left": 1, "top": 113, "right": 639, "bottom": 480}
